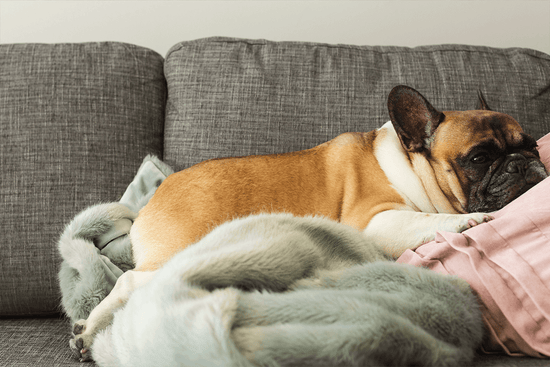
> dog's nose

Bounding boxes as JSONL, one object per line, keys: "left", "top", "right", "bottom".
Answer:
{"left": 525, "top": 161, "right": 549, "bottom": 183}
{"left": 505, "top": 153, "right": 527, "bottom": 174}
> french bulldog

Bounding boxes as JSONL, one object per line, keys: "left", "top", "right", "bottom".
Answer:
{"left": 70, "top": 85, "right": 547, "bottom": 361}
{"left": 130, "top": 85, "right": 547, "bottom": 266}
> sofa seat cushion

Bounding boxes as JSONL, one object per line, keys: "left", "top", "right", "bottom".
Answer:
{"left": 0, "top": 316, "right": 548, "bottom": 366}
{"left": 163, "top": 37, "right": 550, "bottom": 171}
{"left": 0, "top": 317, "right": 93, "bottom": 366}
{"left": 0, "top": 42, "right": 166, "bottom": 316}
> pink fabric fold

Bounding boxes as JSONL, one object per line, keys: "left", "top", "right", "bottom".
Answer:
{"left": 397, "top": 133, "right": 550, "bottom": 358}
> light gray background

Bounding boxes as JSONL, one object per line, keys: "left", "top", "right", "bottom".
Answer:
{"left": 1, "top": 1, "right": 549, "bottom": 57}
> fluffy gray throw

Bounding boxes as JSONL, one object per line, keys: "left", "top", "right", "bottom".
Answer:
{"left": 58, "top": 155, "right": 174, "bottom": 322}
{"left": 58, "top": 157, "right": 483, "bottom": 367}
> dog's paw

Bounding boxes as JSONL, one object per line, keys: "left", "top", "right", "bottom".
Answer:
{"left": 70, "top": 320, "right": 94, "bottom": 362}
{"left": 434, "top": 213, "right": 493, "bottom": 237}
{"left": 459, "top": 213, "right": 493, "bottom": 232}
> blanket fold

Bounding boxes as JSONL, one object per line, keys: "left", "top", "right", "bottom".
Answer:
{"left": 397, "top": 177, "right": 550, "bottom": 358}
{"left": 87, "top": 213, "right": 483, "bottom": 367}
{"left": 91, "top": 260, "right": 483, "bottom": 367}
{"left": 58, "top": 155, "right": 174, "bottom": 322}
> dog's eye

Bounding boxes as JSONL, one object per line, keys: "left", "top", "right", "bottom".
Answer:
{"left": 471, "top": 153, "right": 489, "bottom": 164}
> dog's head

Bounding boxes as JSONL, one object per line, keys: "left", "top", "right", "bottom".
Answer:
{"left": 388, "top": 85, "right": 548, "bottom": 212}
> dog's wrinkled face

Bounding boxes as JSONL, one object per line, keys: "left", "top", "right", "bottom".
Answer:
{"left": 432, "top": 111, "right": 548, "bottom": 212}
{"left": 388, "top": 85, "right": 548, "bottom": 213}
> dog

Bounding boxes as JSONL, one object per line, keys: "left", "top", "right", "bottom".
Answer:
{"left": 69, "top": 85, "right": 548, "bottom": 361}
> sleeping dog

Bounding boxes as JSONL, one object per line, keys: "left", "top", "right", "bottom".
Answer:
{"left": 70, "top": 85, "right": 547, "bottom": 361}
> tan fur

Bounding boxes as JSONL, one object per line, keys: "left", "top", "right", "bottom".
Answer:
{"left": 131, "top": 130, "right": 405, "bottom": 271}
{"left": 430, "top": 111, "right": 525, "bottom": 209}
{"left": 130, "top": 108, "right": 533, "bottom": 271}
{"left": 131, "top": 109, "right": 531, "bottom": 271}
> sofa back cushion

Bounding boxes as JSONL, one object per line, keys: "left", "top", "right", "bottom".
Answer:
{"left": 0, "top": 43, "right": 166, "bottom": 316}
{"left": 163, "top": 37, "right": 550, "bottom": 171}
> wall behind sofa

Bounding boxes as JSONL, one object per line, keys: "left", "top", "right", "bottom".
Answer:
{"left": 0, "top": 1, "right": 549, "bottom": 57}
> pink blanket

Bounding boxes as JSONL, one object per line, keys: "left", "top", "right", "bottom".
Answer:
{"left": 397, "top": 133, "right": 550, "bottom": 358}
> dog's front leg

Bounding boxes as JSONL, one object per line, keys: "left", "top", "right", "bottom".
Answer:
{"left": 69, "top": 270, "right": 155, "bottom": 362}
{"left": 363, "top": 209, "right": 493, "bottom": 258}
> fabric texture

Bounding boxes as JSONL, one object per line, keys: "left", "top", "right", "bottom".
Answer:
{"left": 58, "top": 155, "right": 174, "bottom": 323}
{"left": 537, "top": 132, "right": 550, "bottom": 170}
{"left": 397, "top": 133, "right": 550, "bottom": 358}
{"left": 2, "top": 318, "right": 545, "bottom": 367}
{"left": 91, "top": 213, "right": 482, "bottom": 367}
{"left": 163, "top": 37, "right": 550, "bottom": 171}
{"left": 2, "top": 37, "right": 550, "bottom": 366}
{"left": 0, "top": 317, "right": 96, "bottom": 367}
{"left": 0, "top": 43, "right": 166, "bottom": 316}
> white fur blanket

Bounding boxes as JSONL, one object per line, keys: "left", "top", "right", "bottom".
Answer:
{"left": 58, "top": 157, "right": 483, "bottom": 367}
{"left": 93, "top": 258, "right": 483, "bottom": 366}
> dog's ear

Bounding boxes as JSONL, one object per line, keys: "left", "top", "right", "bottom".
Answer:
{"left": 476, "top": 90, "right": 492, "bottom": 110}
{"left": 387, "top": 85, "right": 445, "bottom": 153}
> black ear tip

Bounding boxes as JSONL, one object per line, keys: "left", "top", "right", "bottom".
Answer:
{"left": 389, "top": 85, "right": 414, "bottom": 97}
{"left": 386, "top": 85, "right": 443, "bottom": 153}
{"left": 388, "top": 85, "right": 416, "bottom": 107}
{"left": 476, "top": 89, "right": 492, "bottom": 110}
{"left": 390, "top": 85, "right": 408, "bottom": 92}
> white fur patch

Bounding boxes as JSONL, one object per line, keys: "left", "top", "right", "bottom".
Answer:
{"left": 374, "top": 122, "right": 437, "bottom": 213}
{"left": 363, "top": 209, "right": 491, "bottom": 256}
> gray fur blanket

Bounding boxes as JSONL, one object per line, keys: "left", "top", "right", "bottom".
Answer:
{"left": 58, "top": 157, "right": 483, "bottom": 367}
{"left": 58, "top": 155, "right": 174, "bottom": 322}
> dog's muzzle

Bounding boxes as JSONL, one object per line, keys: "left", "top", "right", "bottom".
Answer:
{"left": 503, "top": 153, "right": 548, "bottom": 184}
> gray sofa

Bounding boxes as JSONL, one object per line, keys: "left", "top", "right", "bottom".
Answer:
{"left": 1, "top": 37, "right": 549, "bottom": 366}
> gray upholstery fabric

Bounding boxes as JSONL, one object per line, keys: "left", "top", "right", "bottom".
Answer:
{"left": 0, "top": 43, "right": 166, "bottom": 316}
{"left": 0, "top": 317, "right": 96, "bottom": 366}
{"left": 2, "top": 38, "right": 549, "bottom": 366}
{"left": 0, "top": 317, "right": 548, "bottom": 367}
{"left": 164, "top": 37, "right": 550, "bottom": 171}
